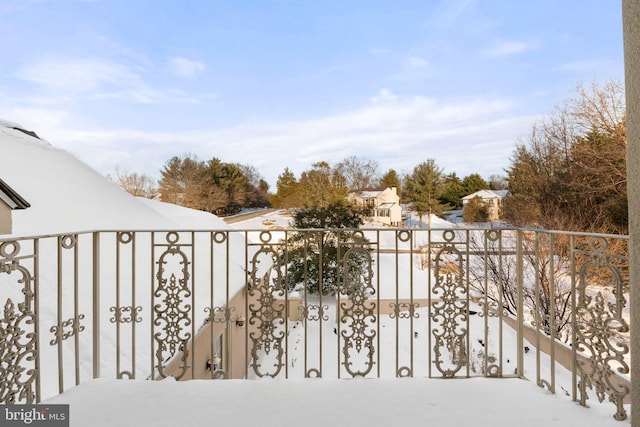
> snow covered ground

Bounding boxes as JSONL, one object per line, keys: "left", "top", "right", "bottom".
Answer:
{"left": 46, "top": 376, "right": 626, "bottom": 427}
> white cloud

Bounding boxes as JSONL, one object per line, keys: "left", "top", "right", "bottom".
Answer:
{"left": 428, "top": 0, "right": 475, "bottom": 29}
{"left": 0, "top": 106, "right": 69, "bottom": 133}
{"left": 39, "top": 93, "right": 535, "bottom": 186}
{"left": 406, "top": 56, "right": 429, "bottom": 69}
{"left": 17, "top": 57, "right": 138, "bottom": 93}
{"left": 553, "top": 59, "right": 612, "bottom": 72}
{"left": 484, "top": 41, "right": 535, "bottom": 57}
{"left": 168, "top": 57, "right": 206, "bottom": 78}
{"left": 370, "top": 89, "right": 398, "bottom": 103}
{"left": 15, "top": 56, "right": 213, "bottom": 104}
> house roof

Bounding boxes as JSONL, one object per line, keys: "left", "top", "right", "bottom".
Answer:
{"left": 0, "top": 178, "right": 30, "bottom": 209}
{"left": 350, "top": 187, "right": 398, "bottom": 198}
{"left": 359, "top": 190, "right": 382, "bottom": 198}
{"left": 377, "top": 203, "right": 396, "bottom": 209}
{"left": 462, "top": 189, "right": 506, "bottom": 200}
{"left": 0, "top": 120, "right": 229, "bottom": 236}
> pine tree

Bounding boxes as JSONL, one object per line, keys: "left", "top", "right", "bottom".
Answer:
{"left": 272, "top": 167, "right": 300, "bottom": 209}
{"left": 379, "top": 169, "right": 401, "bottom": 193}
{"left": 279, "top": 201, "right": 371, "bottom": 296}
{"left": 463, "top": 196, "right": 490, "bottom": 222}
{"left": 404, "top": 159, "right": 445, "bottom": 227}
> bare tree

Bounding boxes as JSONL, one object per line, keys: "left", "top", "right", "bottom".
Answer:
{"left": 488, "top": 174, "right": 508, "bottom": 190}
{"left": 334, "top": 156, "right": 380, "bottom": 191}
{"left": 466, "top": 230, "right": 573, "bottom": 341}
{"left": 113, "top": 167, "right": 158, "bottom": 199}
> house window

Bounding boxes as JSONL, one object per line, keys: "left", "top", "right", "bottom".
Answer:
{"left": 377, "top": 208, "right": 390, "bottom": 217}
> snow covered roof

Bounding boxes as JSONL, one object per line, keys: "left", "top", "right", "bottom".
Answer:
{"left": 462, "top": 189, "right": 506, "bottom": 200}
{"left": 137, "top": 197, "right": 229, "bottom": 229}
{"left": 377, "top": 203, "right": 395, "bottom": 209}
{"left": 357, "top": 190, "right": 383, "bottom": 198}
{"left": 0, "top": 120, "right": 229, "bottom": 236}
{"left": 0, "top": 118, "right": 41, "bottom": 140}
{"left": 350, "top": 187, "right": 398, "bottom": 199}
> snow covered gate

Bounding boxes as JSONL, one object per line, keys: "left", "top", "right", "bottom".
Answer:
{"left": 0, "top": 227, "right": 631, "bottom": 420}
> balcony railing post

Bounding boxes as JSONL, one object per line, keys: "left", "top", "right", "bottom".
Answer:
{"left": 516, "top": 230, "right": 524, "bottom": 379}
{"left": 622, "top": 2, "right": 640, "bottom": 425}
{"left": 34, "top": 238, "right": 41, "bottom": 402}
{"left": 92, "top": 231, "right": 100, "bottom": 379}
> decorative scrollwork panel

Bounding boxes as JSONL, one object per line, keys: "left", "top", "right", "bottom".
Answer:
{"left": 248, "top": 248, "right": 285, "bottom": 378}
{"left": 50, "top": 315, "right": 85, "bottom": 345}
{"left": 0, "top": 241, "right": 38, "bottom": 404}
{"left": 431, "top": 232, "right": 467, "bottom": 378}
{"left": 153, "top": 235, "right": 192, "bottom": 380}
{"left": 389, "top": 302, "right": 420, "bottom": 320}
{"left": 575, "top": 237, "right": 629, "bottom": 421}
{"left": 298, "top": 303, "right": 329, "bottom": 322}
{"left": 204, "top": 305, "right": 236, "bottom": 324}
{"left": 109, "top": 306, "right": 143, "bottom": 324}
{"left": 340, "top": 246, "right": 376, "bottom": 377}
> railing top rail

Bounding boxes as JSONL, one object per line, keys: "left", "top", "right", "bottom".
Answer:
{"left": 0, "top": 226, "right": 628, "bottom": 242}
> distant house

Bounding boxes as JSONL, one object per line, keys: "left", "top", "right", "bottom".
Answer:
{"left": 0, "top": 178, "right": 30, "bottom": 235}
{"left": 462, "top": 189, "right": 508, "bottom": 221}
{"left": 347, "top": 187, "right": 402, "bottom": 226}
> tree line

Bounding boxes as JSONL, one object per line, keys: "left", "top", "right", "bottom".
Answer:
{"left": 115, "top": 154, "right": 501, "bottom": 218}
{"left": 113, "top": 79, "right": 627, "bottom": 234}
{"left": 270, "top": 158, "right": 503, "bottom": 222}
{"left": 503, "top": 80, "right": 627, "bottom": 234}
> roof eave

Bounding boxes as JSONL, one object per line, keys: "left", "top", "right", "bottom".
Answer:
{"left": 0, "top": 178, "right": 30, "bottom": 210}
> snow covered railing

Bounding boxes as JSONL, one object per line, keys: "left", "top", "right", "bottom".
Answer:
{"left": 0, "top": 227, "right": 630, "bottom": 420}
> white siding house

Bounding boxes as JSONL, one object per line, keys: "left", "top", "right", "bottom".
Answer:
{"left": 462, "top": 189, "right": 507, "bottom": 221}
{"left": 347, "top": 187, "right": 402, "bottom": 226}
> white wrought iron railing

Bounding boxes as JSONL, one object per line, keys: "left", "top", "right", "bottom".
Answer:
{"left": 0, "top": 227, "right": 630, "bottom": 420}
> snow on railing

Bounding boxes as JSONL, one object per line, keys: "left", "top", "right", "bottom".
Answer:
{"left": 0, "top": 227, "right": 630, "bottom": 420}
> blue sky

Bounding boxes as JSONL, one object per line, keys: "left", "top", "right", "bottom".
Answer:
{"left": 0, "top": 0, "right": 624, "bottom": 187}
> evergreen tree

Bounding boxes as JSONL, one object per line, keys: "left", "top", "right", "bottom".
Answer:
{"left": 280, "top": 201, "right": 371, "bottom": 296}
{"left": 207, "top": 159, "right": 250, "bottom": 215}
{"left": 272, "top": 167, "right": 301, "bottom": 209}
{"left": 462, "top": 173, "right": 490, "bottom": 195}
{"left": 463, "top": 196, "right": 490, "bottom": 222}
{"left": 159, "top": 155, "right": 212, "bottom": 210}
{"left": 438, "top": 172, "right": 464, "bottom": 209}
{"left": 159, "top": 154, "right": 271, "bottom": 215}
{"left": 379, "top": 169, "right": 401, "bottom": 193}
{"left": 404, "top": 159, "right": 446, "bottom": 227}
